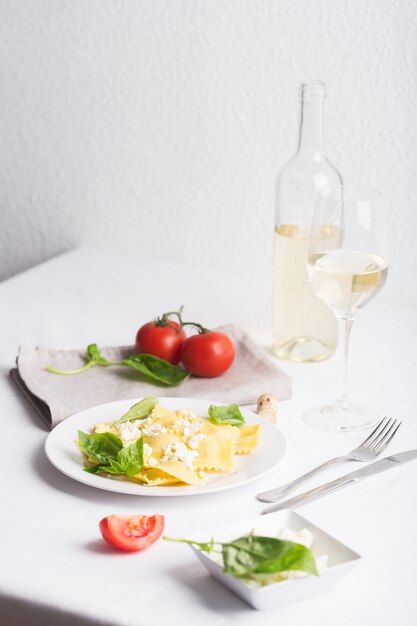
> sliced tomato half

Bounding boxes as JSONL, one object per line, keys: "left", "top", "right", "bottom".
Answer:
{"left": 99, "top": 514, "right": 165, "bottom": 552}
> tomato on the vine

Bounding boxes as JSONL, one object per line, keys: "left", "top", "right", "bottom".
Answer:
{"left": 180, "top": 331, "right": 235, "bottom": 377}
{"left": 99, "top": 514, "right": 165, "bottom": 552}
{"left": 135, "top": 308, "right": 235, "bottom": 377}
{"left": 136, "top": 320, "right": 186, "bottom": 365}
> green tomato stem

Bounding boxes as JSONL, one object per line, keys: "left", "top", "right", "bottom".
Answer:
{"left": 180, "top": 322, "right": 210, "bottom": 334}
{"left": 158, "top": 306, "right": 185, "bottom": 329}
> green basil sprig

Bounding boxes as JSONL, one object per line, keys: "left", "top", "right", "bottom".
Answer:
{"left": 78, "top": 431, "right": 144, "bottom": 477}
{"left": 208, "top": 404, "right": 245, "bottom": 427}
{"left": 47, "top": 344, "right": 188, "bottom": 387}
{"left": 164, "top": 535, "right": 318, "bottom": 581}
{"left": 47, "top": 344, "right": 111, "bottom": 375}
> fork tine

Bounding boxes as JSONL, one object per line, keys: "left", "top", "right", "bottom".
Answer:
{"left": 358, "top": 417, "right": 389, "bottom": 449}
{"left": 366, "top": 418, "right": 395, "bottom": 451}
{"left": 369, "top": 419, "right": 397, "bottom": 451}
{"left": 373, "top": 421, "right": 402, "bottom": 454}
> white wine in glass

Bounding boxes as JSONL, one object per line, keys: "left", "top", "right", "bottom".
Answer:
{"left": 304, "top": 186, "right": 388, "bottom": 431}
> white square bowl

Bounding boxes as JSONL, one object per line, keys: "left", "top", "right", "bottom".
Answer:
{"left": 188, "top": 510, "right": 361, "bottom": 610}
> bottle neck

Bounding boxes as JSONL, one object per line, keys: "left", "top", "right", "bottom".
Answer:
{"left": 297, "top": 94, "right": 325, "bottom": 154}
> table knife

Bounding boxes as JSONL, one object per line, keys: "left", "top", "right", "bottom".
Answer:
{"left": 261, "top": 450, "right": 417, "bottom": 515}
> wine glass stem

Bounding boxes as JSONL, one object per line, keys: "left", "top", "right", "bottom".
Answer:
{"left": 337, "top": 318, "right": 353, "bottom": 409}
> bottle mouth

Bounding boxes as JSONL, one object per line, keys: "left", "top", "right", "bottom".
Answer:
{"left": 300, "top": 80, "right": 326, "bottom": 99}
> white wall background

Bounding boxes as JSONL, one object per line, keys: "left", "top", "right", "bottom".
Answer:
{"left": 1, "top": 0, "right": 416, "bottom": 305}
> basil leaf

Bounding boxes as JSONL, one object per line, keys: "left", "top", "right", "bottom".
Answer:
{"left": 78, "top": 431, "right": 122, "bottom": 465}
{"left": 122, "top": 354, "right": 190, "bottom": 386}
{"left": 84, "top": 465, "right": 103, "bottom": 474}
{"left": 208, "top": 404, "right": 245, "bottom": 427}
{"left": 86, "top": 343, "right": 101, "bottom": 360}
{"left": 86, "top": 343, "right": 111, "bottom": 366}
{"left": 113, "top": 396, "right": 158, "bottom": 426}
{"left": 253, "top": 542, "right": 318, "bottom": 576}
{"left": 97, "top": 458, "right": 125, "bottom": 474}
{"left": 223, "top": 536, "right": 318, "bottom": 577}
{"left": 83, "top": 438, "right": 144, "bottom": 477}
{"left": 117, "top": 437, "right": 144, "bottom": 476}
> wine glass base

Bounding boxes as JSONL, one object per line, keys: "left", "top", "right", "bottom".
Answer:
{"left": 303, "top": 402, "right": 379, "bottom": 432}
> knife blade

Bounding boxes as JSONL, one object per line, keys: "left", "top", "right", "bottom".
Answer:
{"left": 261, "top": 450, "right": 417, "bottom": 515}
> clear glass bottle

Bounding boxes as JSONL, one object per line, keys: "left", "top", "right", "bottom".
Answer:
{"left": 273, "top": 81, "right": 342, "bottom": 362}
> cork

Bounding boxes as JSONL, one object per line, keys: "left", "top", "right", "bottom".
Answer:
{"left": 256, "top": 393, "right": 278, "bottom": 423}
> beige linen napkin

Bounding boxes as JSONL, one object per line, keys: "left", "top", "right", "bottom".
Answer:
{"left": 10, "top": 324, "right": 291, "bottom": 429}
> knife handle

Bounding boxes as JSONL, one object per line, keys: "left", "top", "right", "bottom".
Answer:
{"left": 261, "top": 475, "right": 356, "bottom": 515}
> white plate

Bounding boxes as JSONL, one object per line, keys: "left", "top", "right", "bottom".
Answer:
{"left": 44, "top": 397, "right": 286, "bottom": 496}
{"left": 189, "top": 510, "right": 361, "bottom": 609}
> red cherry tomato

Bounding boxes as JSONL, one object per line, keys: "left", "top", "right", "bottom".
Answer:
{"left": 181, "top": 332, "right": 235, "bottom": 377}
{"left": 99, "top": 514, "right": 165, "bottom": 552}
{"left": 136, "top": 321, "right": 186, "bottom": 364}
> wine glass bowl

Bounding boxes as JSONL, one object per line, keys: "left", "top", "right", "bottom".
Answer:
{"left": 303, "top": 185, "right": 388, "bottom": 432}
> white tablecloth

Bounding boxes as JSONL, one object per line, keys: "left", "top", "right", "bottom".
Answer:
{"left": 1, "top": 248, "right": 416, "bottom": 626}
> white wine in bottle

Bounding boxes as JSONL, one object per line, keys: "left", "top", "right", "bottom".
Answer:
{"left": 273, "top": 81, "right": 341, "bottom": 362}
{"left": 273, "top": 224, "right": 341, "bottom": 361}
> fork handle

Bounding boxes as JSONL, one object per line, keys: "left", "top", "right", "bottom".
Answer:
{"left": 256, "top": 456, "right": 347, "bottom": 502}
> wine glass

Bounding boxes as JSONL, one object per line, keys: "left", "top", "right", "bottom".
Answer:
{"left": 304, "top": 185, "right": 388, "bottom": 432}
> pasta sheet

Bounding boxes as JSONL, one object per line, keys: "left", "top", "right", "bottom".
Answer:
{"left": 92, "top": 404, "right": 261, "bottom": 486}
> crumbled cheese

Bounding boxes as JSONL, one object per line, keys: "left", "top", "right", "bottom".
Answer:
{"left": 174, "top": 419, "right": 188, "bottom": 428}
{"left": 276, "top": 527, "right": 313, "bottom": 549}
{"left": 250, "top": 526, "right": 314, "bottom": 550}
{"left": 160, "top": 441, "right": 198, "bottom": 470}
{"left": 118, "top": 421, "right": 142, "bottom": 443}
{"left": 187, "top": 433, "right": 206, "bottom": 449}
{"left": 176, "top": 409, "right": 196, "bottom": 421}
{"left": 138, "top": 417, "right": 153, "bottom": 428}
{"left": 143, "top": 442, "right": 158, "bottom": 467}
{"left": 177, "top": 420, "right": 203, "bottom": 438}
{"left": 141, "top": 423, "right": 168, "bottom": 437}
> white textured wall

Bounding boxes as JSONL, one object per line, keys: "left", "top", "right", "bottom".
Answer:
{"left": 1, "top": 0, "right": 416, "bottom": 305}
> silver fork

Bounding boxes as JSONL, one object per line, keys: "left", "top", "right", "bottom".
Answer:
{"left": 257, "top": 416, "right": 402, "bottom": 503}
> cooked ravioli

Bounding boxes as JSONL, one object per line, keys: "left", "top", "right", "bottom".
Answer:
{"left": 235, "top": 424, "right": 261, "bottom": 454}
{"left": 91, "top": 403, "right": 261, "bottom": 486}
